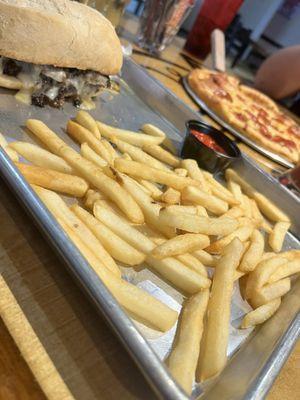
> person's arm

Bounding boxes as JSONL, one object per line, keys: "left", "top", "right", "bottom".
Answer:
{"left": 255, "top": 45, "right": 300, "bottom": 99}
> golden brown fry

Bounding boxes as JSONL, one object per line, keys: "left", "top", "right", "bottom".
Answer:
{"left": 239, "top": 230, "right": 265, "bottom": 272}
{"left": 26, "top": 119, "right": 144, "bottom": 224}
{"left": 9, "top": 141, "right": 73, "bottom": 173}
{"left": 71, "top": 205, "right": 146, "bottom": 266}
{"left": 205, "top": 225, "right": 254, "bottom": 254}
{"left": 159, "top": 207, "right": 238, "bottom": 235}
{"left": 75, "top": 110, "right": 101, "bottom": 139}
{"left": 114, "top": 158, "right": 199, "bottom": 190}
{"left": 151, "top": 233, "right": 210, "bottom": 259}
{"left": 203, "top": 171, "right": 239, "bottom": 205}
{"left": 240, "top": 299, "right": 281, "bottom": 329}
{"left": 268, "top": 259, "right": 300, "bottom": 283}
{"left": 0, "top": 133, "right": 19, "bottom": 162}
{"left": 269, "top": 221, "right": 291, "bottom": 253}
{"left": 111, "top": 136, "right": 169, "bottom": 170}
{"left": 16, "top": 162, "right": 89, "bottom": 197}
{"left": 222, "top": 206, "right": 244, "bottom": 219}
{"left": 97, "top": 121, "right": 163, "bottom": 147}
{"left": 193, "top": 250, "right": 217, "bottom": 267}
{"left": 181, "top": 186, "right": 228, "bottom": 215}
{"left": 160, "top": 187, "right": 181, "bottom": 205}
{"left": 168, "top": 290, "right": 209, "bottom": 394}
{"left": 84, "top": 189, "right": 105, "bottom": 209}
{"left": 251, "top": 278, "right": 290, "bottom": 308}
{"left": 174, "top": 168, "right": 188, "bottom": 177}
{"left": 137, "top": 179, "right": 163, "bottom": 200}
{"left": 67, "top": 120, "right": 112, "bottom": 163}
{"left": 142, "top": 144, "right": 179, "bottom": 167}
{"left": 198, "top": 238, "right": 244, "bottom": 381}
{"left": 227, "top": 179, "right": 244, "bottom": 204}
{"left": 225, "top": 169, "right": 290, "bottom": 223}
{"left": 81, "top": 142, "right": 108, "bottom": 168}
{"left": 32, "top": 185, "right": 121, "bottom": 277}
{"left": 101, "top": 138, "right": 118, "bottom": 161}
{"left": 140, "top": 124, "right": 177, "bottom": 154}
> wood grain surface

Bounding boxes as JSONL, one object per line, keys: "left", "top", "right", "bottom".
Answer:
{"left": 0, "top": 15, "right": 299, "bottom": 400}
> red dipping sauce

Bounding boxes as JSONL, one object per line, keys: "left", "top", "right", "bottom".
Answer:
{"left": 190, "top": 129, "right": 227, "bottom": 155}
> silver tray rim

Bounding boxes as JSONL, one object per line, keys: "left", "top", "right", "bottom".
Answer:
{"left": 182, "top": 76, "right": 295, "bottom": 169}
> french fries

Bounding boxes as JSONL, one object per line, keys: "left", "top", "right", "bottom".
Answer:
{"left": 239, "top": 230, "right": 264, "bottom": 272}
{"left": 114, "top": 158, "right": 200, "bottom": 190}
{"left": 181, "top": 159, "right": 208, "bottom": 191}
{"left": 80, "top": 143, "right": 107, "bottom": 168}
{"left": 250, "top": 278, "right": 291, "bottom": 308}
{"left": 206, "top": 226, "right": 253, "bottom": 254}
{"left": 110, "top": 136, "right": 169, "bottom": 171}
{"left": 268, "top": 259, "right": 300, "bottom": 283}
{"left": 199, "top": 238, "right": 244, "bottom": 381}
{"left": 181, "top": 186, "right": 228, "bottom": 215}
{"left": 158, "top": 207, "right": 238, "bottom": 235}
{"left": 151, "top": 233, "right": 210, "bottom": 259}
{"left": 269, "top": 222, "right": 291, "bottom": 252}
{"left": 141, "top": 124, "right": 177, "bottom": 154}
{"left": 32, "top": 185, "right": 121, "bottom": 278}
{"left": 75, "top": 110, "right": 101, "bottom": 140}
{"left": 240, "top": 299, "right": 281, "bottom": 329}
{"left": 9, "top": 141, "right": 73, "bottom": 173}
{"left": 225, "top": 169, "right": 290, "bottom": 223}
{"left": 5, "top": 112, "right": 296, "bottom": 385}
{"left": 16, "top": 162, "right": 89, "bottom": 197}
{"left": 0, "top": 133, "right": 19, "bottom": 162}
{"left": 67, "top": 120, "right": 112, "bottom": 164}
{"left": 97, "top": 121, "right": 163, "bottom": 147}
{"left": 160, "top": 188, "right": 181, "bottom": 205}
{"left": 26, "top": 120, "right": 144, "bottom": 224}
{"left": 71, "top": 205, "right": 146, "bottom": 266}
{"left": 168, "top": 290, "right": 209, "bottom": 394}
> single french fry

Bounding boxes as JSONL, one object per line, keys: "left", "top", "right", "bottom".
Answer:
{"left": 181, "top": 159, "right": 208, "bottom": 191}
{"left": 26, "top": 119, "right": 144, "bottom": 224}
{"left": 198, "top": 238, "right": 244, "bottom": 381}
{"left": 0, "top": 74, "right": 22, "bottom": 89}
{"left": 101, "top": 138, "right": 118, "bottom": 161}
{"left": 164, "top": 205, "right": 197, "bottom": 215}
{"left": 9, "top": 141, "right": 73, "bottom": 174}
{"left": 81, "top": 142, "right": 108, "bottom": 168}
{"left": 196, "top": 206, "right": 208, "bottom": 217}
{"left": 59, "top": 218, "right": 177, "bottom": 331}
{"left": 158, "top": 207, "right": 238, "bottom": 235}
{"left": 193, "top": 250, "right": 217, "bottom": 267}
{"left": 141, "top": 144, "right": 180, "bottom": 167}
{"left": 269, "top": 221, "right": 291, "bottom": 253}
{"left": 245, "top": 256, "right": 288, "bottom": 300}
{"left": 225, "top": 169, "right": 290, "bottom": 223}
{"left": 205, "top": 225, "right": 254, "bottom": 254}
{"left": 67, "top": 120, "right": 112, "bottom": 163}
{"left": 181, "top": 186, "right": 228, "bottom": 215}
{"left": 279, "top": 250, "right": 300, "bottom": 261}
{"left": 168, "top": 290, "right": 209, "bottom": 394}
{"left": 111, "top": 136, "right": 169, "bottom": 171}
{"left": 0, "top": 134, "right": 18, "bottom": 162}
{"left": 239, "top": 230, "right": 265, "bottom": 272}
{"left": 251, "top": 278, "right": 291, "bottom": 308}
{"left": 227, "top": 179, "right": 244, "bottom": 204}
{"left": 32, "top": 185, "right": 121, "bottom": 277}
{"left": 268, "top": 259, "right": 300, "bottom": 283}
{"left": 174, "top": 168, "right": 188, "bottom": 177}
{"left": 240, "top": 299, "right": 281, "bottom": 329}
{"left": 16, "top": 162, "right": 89, "bottom": 197}
{"left": 75, "top": 110, "right": 101, "bottom": 139}
{"left": 242, "top": 195, "right": 252, "bottom": 218}
{"left": 160, "top": 188, "right": 181, "bottom": 205}
{"left": 141, "top": 123, "right": 177, "bottom": 155}
{"left": 97, "top": 121, "right": 163, "bottom": 147}
{"left": 71, "top": 205, "right": 146, "bottom": 266}
{"left": 151, "top": 233, "right": 210, "bottom": 259}
{"left": 114, "top": 158, "right": 199, "bottom": 190}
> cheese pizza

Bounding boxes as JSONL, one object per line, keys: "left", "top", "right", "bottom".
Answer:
{"left": 188, "top": 68, "right": 300, "bottom": 163}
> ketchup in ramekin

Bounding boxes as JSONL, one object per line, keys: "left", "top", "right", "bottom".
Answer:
{"left": 181, "top": 120, "right": 241, "bottom": 173}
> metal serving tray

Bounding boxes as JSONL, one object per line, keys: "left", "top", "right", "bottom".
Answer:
{"left": 0, "top": 58, "right": 299, "bottom": 400}
{"left": 182, "top": 76, "right": 295, "bottom": 170}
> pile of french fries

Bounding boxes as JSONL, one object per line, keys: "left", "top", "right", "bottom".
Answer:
{"left": 1, "top": 111, "right": 299, "bottom": 395}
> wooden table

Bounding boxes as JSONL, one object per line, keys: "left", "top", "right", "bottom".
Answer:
{"left": 0, "top": 17, "right": 299, "bottom": 400}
